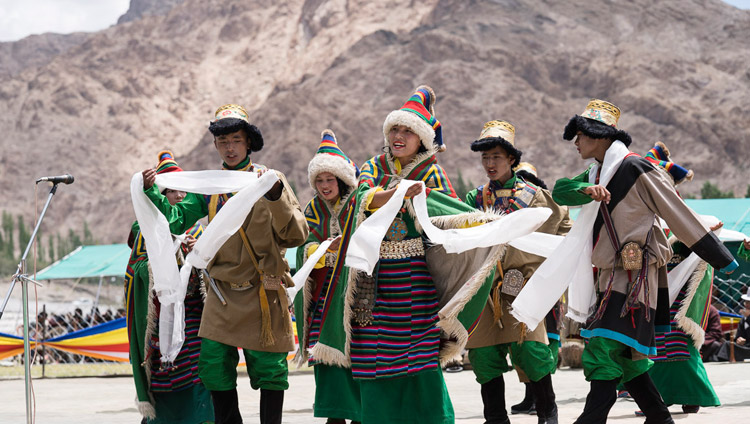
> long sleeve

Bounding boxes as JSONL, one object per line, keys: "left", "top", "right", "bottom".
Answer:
{"left": 703, "top": 307, "right": 723, "bottom": 345}
{"left": 263, "top": 171, "right": 309, "bottom": 249}
{"left": 636, "top": 167, "right": 735, "bottom": 271}
{"left": 144, "top": 186, "right": 207, "bottom": 234}
{"left": 464, "top": 188, "right": 479, "bottom": 209}
{"left": 552, "top": 165, "right": 595, "bottom": 206}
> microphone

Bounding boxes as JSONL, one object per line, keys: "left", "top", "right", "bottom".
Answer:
{"left": 36, "top": 174, "right": 75, "bottom": 185}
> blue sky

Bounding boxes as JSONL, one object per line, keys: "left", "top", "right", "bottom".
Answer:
{"left": 0, "top": 0, "right": 749, "bottom": 42}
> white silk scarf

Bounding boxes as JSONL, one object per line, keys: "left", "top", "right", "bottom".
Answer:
{"left": 130, "top": 170, "right": 279, "bottom": 362}
{"left": 344, "top": 180, "right": 553, "bottom": 274}
{"left": 510, "top": 140, "right": 631, "bottom": 330}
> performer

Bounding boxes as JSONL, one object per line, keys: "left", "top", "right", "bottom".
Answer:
{"left": 140, "top": 104, "right": 308, "bottom": 424}
{"left": 551, "top": 99, "right": 738, "bottom": 424}
{"left": 641, "top": 142, "right": 720, "bottom": 414}
{"left": 293, "top": 129, "right": 362, "bottom": 424}
{"left": 340, "top": 86, "right": 500, "bottom": 423}
{"left": 125, "top": 151, "right": 214, "bottom": 424}
{"left": 464, "top": 124, "right": 571, "bottom": 424}
{"left": 508, "top": 163, "right": 565, "bottom": 417}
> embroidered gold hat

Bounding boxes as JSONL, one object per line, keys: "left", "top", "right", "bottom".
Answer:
{"left": 513, "top": 162, "right": 536, "bottom": 176}
{"left": 580, "top": 99, "right": 621, "bottom": 127}
{"left": 563, "top": 99, "right": 632, "bottom": 146}
{"left": 208, "top": 103, "right": 263, "bottom": 152}
{"left": 479, "top": 120, "right": 516, "bottom": 145}
{"left": 513, "top": 161, "right": 548, "bottom": 189}
{"left": 470, "top": 120, "right": 522, "bottom": 167}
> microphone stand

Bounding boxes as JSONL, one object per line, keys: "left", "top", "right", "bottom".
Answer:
{"left": 0, "top": 183, "right": 61, "bottom": 424}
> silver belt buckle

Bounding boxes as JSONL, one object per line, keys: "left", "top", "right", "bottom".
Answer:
{"left": 501, "top": 269, "right": 524, "bottom": 297}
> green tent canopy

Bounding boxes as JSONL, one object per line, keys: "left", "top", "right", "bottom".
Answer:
{"left": 35, "top": 244, "right": 131, "bottom": 280}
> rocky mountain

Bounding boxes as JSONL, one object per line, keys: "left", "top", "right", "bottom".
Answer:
{"left": 118, "top": 0, "right": 187, "bottom": 24}
{"left": 0, "top": 0, "right": 748, "bottom": 247}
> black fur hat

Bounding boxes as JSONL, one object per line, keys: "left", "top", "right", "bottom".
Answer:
{"left": 208, "top": 104, "right": 264, "bottom": 152}
{"left": 563, "top": 99, "right": 631, "bottom": 147}
{"left": 470, "top": 121, "right": 522, "bottom": 168}
{"left": 563, "top": 116, "right": 631, "bottom": 147}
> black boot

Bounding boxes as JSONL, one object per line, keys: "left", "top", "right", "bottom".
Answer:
{"left": 480, "top": 376, "right": 510, "bottom": 424}
{"left": 511, "top": 382, "right": 536, "bottom": 415}
{"left": 211, "top": 389, "right": 243, "bottom": 424}
{"left": 574, "top": 379, "right": 618, "bottom": 424}
{"left": 623, "top": 373, "right": 674, "bottom": 424}
{"left": 259, "top": 389, "right": 284, "bottom": 424}
{"left": 530, "top": 374, "right": 557, "bottom": 424}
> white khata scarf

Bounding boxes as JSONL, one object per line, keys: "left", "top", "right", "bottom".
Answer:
{"left": 510, "top": 140, "right": 631, "bottom": 330}
{"left": 343, "top": 180, "right": 553, "bottom": 274}
{"left": 130, "top": 170, "right": 279, "bottom": 363}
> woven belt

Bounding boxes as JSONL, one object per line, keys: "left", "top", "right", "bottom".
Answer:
{"left": 379, "top": 238, "right": 424, "bottom": 260}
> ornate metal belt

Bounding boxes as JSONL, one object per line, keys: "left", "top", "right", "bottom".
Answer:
{"left": 379, "top": 237, "right": 425, "bottom": 259}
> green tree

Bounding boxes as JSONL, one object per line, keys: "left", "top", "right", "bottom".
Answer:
{"left": 2, "top": 211, "right": 14, "bottom": 258}
{"left": 83, "top": 221, "right": 94, "bottom": 245}
{"left": 68, "top": 228, "right": 82, "bottom": 251}
{"left": 745, "top": 184, "right": 750, "bottom": 198}
{"left": 454, "top": 170, "right": 473, "bottom": 201}
{"left": 700, "top": 181, "right": 734, "bottom": 199}
{"left": 47, "top": 235, "right": 56, "bottom": 262}
{"left": 17, "top": 215, "right": 31, "bottom": 253}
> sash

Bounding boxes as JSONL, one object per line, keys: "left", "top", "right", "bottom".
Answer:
{"left": 344, "top": 180, "right": 552, "bottom": 274}
{"left": 130, "top": 170, "right": 279, "bottom": 362}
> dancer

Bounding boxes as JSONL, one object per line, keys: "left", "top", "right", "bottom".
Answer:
{"left": 340, "top": 86, "right": 502, "bottom": 423}
{"left": 550, "top": 99, "right": 737, "bottom": 424}
{"left": 294, "top": 129, "right": 362, "bottom": 424}
{"left": 464, "top": 123, "right": 571, "bottom": 424}
{"left": 125, "top": 150, "right": 214, "bottom": 423}
{"left": 642, "top": 142, "right": 720, "bottom": 414}
{"left": 140, "top": 104, "right": 308, "bottom": 424}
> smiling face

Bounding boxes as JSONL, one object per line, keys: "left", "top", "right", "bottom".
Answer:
{"left": 164, "top": 188, "right": 186, "bottom": 205}
{"left": 388, "top": 125, "right": 422, "bottom": 164}
{"left": 315, "top": 172, "right": 340, "bottom": 202}
{"left": 214, "top": 129, "right": 249, "bottom": 167}
{"left": 481, "top": 145, "right": 514, "bottom": 184}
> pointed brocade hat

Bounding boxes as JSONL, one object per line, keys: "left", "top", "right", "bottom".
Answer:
{"left": 383, "top": 85, "right": 444, "bottom": 152}
{"left": 308, "top": 129, "right": 359, "bottom": 192}
{"left": 470, "top": 120, "right": 522, "bottom": 167}
{"left": 155, "top": 150, "right": 183, "bottom": 174}
{"left": 645, "top": 141, "right": 693, "bottom": 185}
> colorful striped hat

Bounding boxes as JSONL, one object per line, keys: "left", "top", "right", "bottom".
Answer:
{"left": 308, "top": 129, "right": 359, "bottom": 192}
{"left": 645, "top": 141, "right": 693, "bottom": 185}
{"left": 383, "top": 85, "right": 445, "bottom": 153}
{"left": 155, "top": 150, "right": 183, "bottom": 174}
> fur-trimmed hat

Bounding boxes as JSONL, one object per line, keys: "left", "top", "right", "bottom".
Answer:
{"left": 383, "top": 85, "right": 444, "bottom": 152}
{"left": 208, "top": 104, "right": 263, "bottom": 152}
{"left": 563, "top": 99, "right": 632, "bottom": 147}
{"left": 308, "top": 129, "right": 359, "bottom": 192}
{"left": 645, "top": 141, "right": 694, "bottom": 185}
{"left": 155, "top": 150, "right": 183, "bottom": 174}
{"left": 470, "top": 120, "right": 522, "bottom": 167}
{"left": 513, "top": 162, "right": 548, "bottom": 189}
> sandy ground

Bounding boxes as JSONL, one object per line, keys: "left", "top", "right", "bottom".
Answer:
{"left": 2, "top": 361, "right": 749, "bottom": 423}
